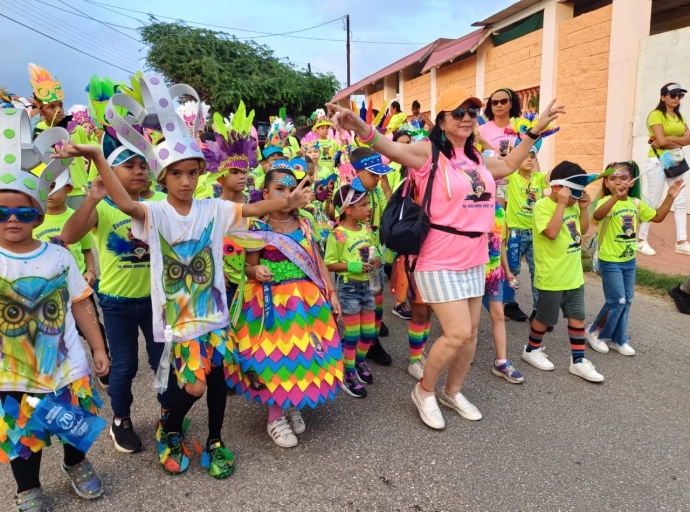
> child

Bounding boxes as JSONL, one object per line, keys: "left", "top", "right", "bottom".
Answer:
{"left": 57, "top": 75, "right": 312, "bottom": 475}
{"left": 520, "top": 161, "right": 603, "bottom": 382}
{"left": 483, "top": 201, "right": 524, "bottom": 383}
{"left": 0, "top": 109, "right": 108, "bottom": 510}
{"left": 312, "top": 109, "right": 340, "bottom": 171}
{"left": 325, "top": 183, "right": 379, "bottom": 398}
{"left": 233, "top": 166, "right": 343, "bottom": 447}
{"left": 503, "top": 147, "right": 548, "bottom": 322}
{"left": 140, "top": 171, "right": 167, "bottom": 201}
{"left": 33, "top": 174, "right": 111, "bottom": 388}
{"left": 62, "top": 130, "right": 180, "bottom": 455}
{"left": 349, "top": 147, "right": 393, "bottom": 364}
{"left": 302, "top": 134, "right": 331, "bottom": 181}
{"left": 586, "top": 161, "right": 683, "bottom": 355}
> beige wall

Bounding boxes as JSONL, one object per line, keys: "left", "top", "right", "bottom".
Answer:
{"left": 554, "top": 5, "right": 613, "bottom": 174}
{"left": 484, "top": 30, "right": 543, "bottom": 97}
{"left": 367, "top": 89, "right": 384, "bottom": 108}
{"left": 403, "top": 73, "right": 431, "bottom": 114}
{"left": 435, "top": 55, "right": 478, "bottom": 98}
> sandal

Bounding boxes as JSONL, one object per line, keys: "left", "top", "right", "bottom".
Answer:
{"left": 61, "top": 458, "right": 103, "bottom": 499}
{"left": 201, "top": 439, "right": 235, "bottom": 479}
{"left": 267, "top": 416, "right": 297, "bottom": 448}
{"left": 284, "top": 407, "right": 305, "bottom": 435}
{"left": 15, "top": 487, "right": 48, "bottom": 512}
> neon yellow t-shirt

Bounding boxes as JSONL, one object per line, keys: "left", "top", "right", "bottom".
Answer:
{"left": 194, "top": 173, "right": 221, "bottom": 199}
{"left": 596, "top": 196, "right": 655, "bottom": 262}
{"left": 146, "top": 190, "right": 168, "bottom": 202}
{"left": 316, "top": 138, "right": 340, "bottom": 169}
{"left": 647, "top": 110, "right": 687, "bottom": 157}
{"left": 33, "top": 208, "right": 92, "bottom": 274}
{"left": 368, "top": 185, "right": 387, "bottom": 247}
{"left": 93, "top": 200, "right": 151, "bottom": 298}
{"left": 505, "top": 171, "right": 549, "bottom": 230}
{"left": 317, "top": 164, "right": 333, "bottom": 181}
{"left": 532, "top": 197, "right": 584, "bottom": 291}
{"left": 387, "top": 162, "right": 405, "bottom": 193}
{"left": 324, "top": 224, "right": 375, "bottom": 282}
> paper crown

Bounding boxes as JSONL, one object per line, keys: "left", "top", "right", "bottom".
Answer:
{"left": 266, "top": 117, "right": 291, "bottom": 148}
{"left": 311, "top": 109, "right": 332, "bottom": 130}
{"left": 0, "top": 108, "right": 72, "bottom": 213}
{"left": 177, "top": 101, "right": 210, "bottom": 134}
{"left": 28, "top": 63, "right": 63, "bottom": 105}
{"left": 300, "top": 131, "right": 320, "bottom": 152}
{"left": 203, "top": 103, "right": 258, "bottom": 175}
{"left": 105, "top": 74, "right": 205, "bottom": 182}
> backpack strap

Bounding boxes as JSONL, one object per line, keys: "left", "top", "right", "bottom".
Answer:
{"left": 419, "top": 143, "right": 440, "bottom": 220}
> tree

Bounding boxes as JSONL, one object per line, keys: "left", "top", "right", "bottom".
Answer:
{"left": 139, "top": 22, "right": 341, "bottom": 121}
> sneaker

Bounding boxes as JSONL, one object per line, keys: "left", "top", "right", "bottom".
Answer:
{"left": 669, "top": 285, "right": 690, "bottom": 315}
{"left": 675, "top": 242, "right": 690, "bottom": 256}
{"left": 438, "top": 388, "right": 482, "bottom": 421}
{"left": 407, "top": 356, "right": 426, "bottom": 381}
{"left": 15, "top": 487, "right": 48, "bottom": 512}
{"left": 201, "top": 439, "right": 235, "bottom": 479}
{"left": 569, "top": 358, "right": 604, "bottom": 382}
{"left": 636, "top": 239, "right": 656, "bottom": 256}
{"left": 491, "top": 360, "right": 524, "bottom": 384}
{"left": 392, "top": 302, "right": 412, "bottom": 320}
{"left": 284, "top": 406, "right": 306, "bottom": 435}
{"left": 585, "top": 326, "right": 609, "bottom": 353}
{"left": 379, "top": 321, "right": 390, "bottom": 337}
{"left": 504, "top": 302, "right": 528, "bottom": 322}
{"left": 606, "top": 341, "right": 636, "bottom": 356}
{"left": 342, "top": 373, "right": 367, "bottom": 398}
{"left": 267, "top": 416, "right": 298, "bottom": 448}
{"left": 62, "top": 458, "right": 103, "bottom": 499}
{"left": 110, "top": 418, "right": 143, "bottom": 453}
{"left": 355, "top": 361, "right": 374, "bottom": 384}
{"left": 521, "top": 345, "right": 555, "bottom": 371}
{"left": 411, "top": 383, "right": 445, "bottom": 429}
{"left": 366, "top": 338, "right": 392, "bottom": 366}
{"left": 156, "top": 428, "right": 190, "bottom": 474}
{"left": 97, "top": 373, "right": 110, "bottom": 389}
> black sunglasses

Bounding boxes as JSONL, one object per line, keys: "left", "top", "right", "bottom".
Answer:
{"left": 491, "top": 98, "right": 510, "bottom": 106}
{"left": 669, "top": 92, "right": 685, "bottom": 99}
{"left": 449, "top": 106, "right": 480, "bottom": 120}
{"left": 0, "top": 207, "right": 40, "bottom": 223}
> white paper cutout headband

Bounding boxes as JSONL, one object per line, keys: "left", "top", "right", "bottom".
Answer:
{"left": 0, "top": 108, "right": 72, "bottom": 213}
{"left": 105, "top": 74, "right": 205, "bottom": 182}
{"left": 550, "top": 174, "right": 599, "bottom": 199}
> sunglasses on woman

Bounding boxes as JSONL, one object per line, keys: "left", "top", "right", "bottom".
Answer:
{"left": 491, "top": 98, "right": 510, "bottom": 106}
{"left": 668, "top": 92, "right": 685, "bottom": 99}
{"left": 0, "top": 207, "right": 40, "bottom": 223}
{"left": 449, "top": 106, "right": 480, "bottom": 120}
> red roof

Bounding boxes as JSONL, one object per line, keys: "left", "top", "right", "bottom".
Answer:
{"left": 331, "top": 39, "right": 452, "bottom": 102}
{"left": 421, "top": 28, "right": 489, "bottom": 73}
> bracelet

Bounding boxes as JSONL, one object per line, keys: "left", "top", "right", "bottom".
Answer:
{"left": 524, "top": 129, "right": 540, "bottom": 140}
{"left": 358, "top": 125, "right": 377, "bottom": 144}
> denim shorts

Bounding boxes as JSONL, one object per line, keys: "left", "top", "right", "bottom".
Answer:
{"left": 484, "top": 280, "right": 505, "bottom": 303}
{"left": 336, "top": 277, "right": 375, "bottom": 315}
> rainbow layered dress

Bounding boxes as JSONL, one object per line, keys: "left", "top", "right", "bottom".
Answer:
{"left": 231, "top": 218, "right": 343, "bottom": 409}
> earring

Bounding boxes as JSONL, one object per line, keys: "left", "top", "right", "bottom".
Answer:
{"left": 441, "top": 131, "right": 447, "bottom": 144}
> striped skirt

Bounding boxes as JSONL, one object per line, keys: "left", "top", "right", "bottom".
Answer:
{"left": 414, "top": 265, "right": 486, "bottom": 303}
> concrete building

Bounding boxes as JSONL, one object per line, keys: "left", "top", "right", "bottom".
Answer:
{"left": 332, "top": 0, "right": 690, "bottom": 212}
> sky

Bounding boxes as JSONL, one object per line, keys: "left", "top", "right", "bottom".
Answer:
{"left": 1, "top": 0, "right": 514, "bottom": 109}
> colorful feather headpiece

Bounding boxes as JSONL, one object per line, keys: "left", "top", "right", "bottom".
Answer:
{"left": 266, "top": 117, "right": 291, "bottom": 149}
{"left": 0, "top": 88, "right": 14, "bottom": 108}
{"left": 395, "top": 122, "right": 429, "bottom": 142}
{"left": 202, "top": 101, "right": 258, "bottom": 175}
{"left": 177, "top": 100, "right": 210, "bottom": 134}
{"left": 300, "top": 130, "right": 320, "bottom": 152}
{"left": 86, "top": 75, "right": 123, "bottom": 129}
{"left": 66, "top": 104, "right": 93, "bottom": 133}
{"left": 311, "top": 108, "right": 332, "bottom": 130}
{"left": 28, "top": 63, "right": 63, "bottom": 105}
{"left": 505, "top": 115, "right": 560, "bottom": 151}
{"left": 356, "top": 100, "right": 391, "bottom": 135}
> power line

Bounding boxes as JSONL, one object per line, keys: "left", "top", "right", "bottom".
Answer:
{"left": 55, "top": 0, "right": 140, "bottom": 42}
{"left": 33, "top": 0, "right": 142, "bottom": 31}
{"left": 0, "top": 13, "right": 135, "bottom": 73}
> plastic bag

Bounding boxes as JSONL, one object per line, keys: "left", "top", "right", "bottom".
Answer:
{"left": 153, "top": 325, "right": 174, "bottom": 394}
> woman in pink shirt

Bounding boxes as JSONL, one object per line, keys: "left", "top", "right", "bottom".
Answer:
{"left": 327, "top": 87, "right": 564, "bottom": 430}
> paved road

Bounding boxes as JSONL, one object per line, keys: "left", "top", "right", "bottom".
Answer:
{"left": 2, "top": 275, "right": 690, "bottom": 512}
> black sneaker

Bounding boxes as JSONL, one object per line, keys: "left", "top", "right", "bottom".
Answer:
{"left": 110, "top": 418, "right": 143, "bottom": 453}
{"left": 366, "top": 338, "right": 392, "bottom": 366}
{"left": 392, "top": 302, "right": 412, "bottom": 320}
{"left": 355, "top": 361, "right": 374, "bottom": 384}
{"left": 342, "top": 373, "right": 367, "bottom": 398}
{"left": 504, "top": 302, "right": 528, "bottom": 322}
{"left": 97, "top": 373, "right": 110, "bottom": 389}
{"left": 529, "top": 310, "right": 553, "bottom": 332}
{"left": 379, "top": 321, "right": 390, "bottom": 337}
{"left": 669, "top": 285, "right": 690, "bottom": 315}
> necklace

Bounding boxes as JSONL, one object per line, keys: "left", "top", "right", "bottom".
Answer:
{"left": 268, "top": 217, "right": 294, "bottom": 223}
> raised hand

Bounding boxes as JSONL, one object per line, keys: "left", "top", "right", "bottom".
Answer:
{"left": 534, "top": 98, "right": 566, "bottom": 133}
{"left": 285, "top": 178, "right": 311, "bottom": 210}
{"left": 667, "top": 177, "right": 685, "bottom": 199}
{"left": 557, "top": 185, "right": 572, "bottom": 205}
{"left": 52, "top": 140, "right": 102, "bottom": 160}
{"left": 325, "top": 102, "right": 367, "bottom": 134}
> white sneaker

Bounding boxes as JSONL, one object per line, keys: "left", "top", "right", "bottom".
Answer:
{"left": 284, "top": 406, "right": 305, "bottom": 434}
{"left": 438, "top": 388, "right": 482, "bottom": 421}
{"left": 407, "top": 356, "right": 426, "bottom": 381}
{"left": 521, "top": 345, "right": 555, "bottom": 370}
{"left": 267, "top": 416, "right": 298, "bottom": 448}
{"left": 675, "top": 242, "right": 690, "bottom": 256}
{"left": 636, "top": 240, "right": 656, "bottom": 256}
{"left": 569, "top": 358, "right": 604, "bottom": 382}
{"left": 585, "top": 327, "right": 609, "bottom": 353}
{"left": 411, "top": 384, "right": 445, "bottom": 430}
{"left": 606, "top": 341, "right": 636, "bottom": 356}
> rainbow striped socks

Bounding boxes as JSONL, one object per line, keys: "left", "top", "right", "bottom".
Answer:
{"left": 342, "top": 314, "right": 360, "bottom": 375}
{"left": 568, "top": 324, "right": 586, "bottom": 363}
{"left": 374, "top": 292, "right": 384, "bottom": 335}
{"left": 356, "top": 310, "right": 376, "bottom": 364}
{"left": 526, "top": 324, "right": 545, "bottom": 352}
{"left": 408, "top": 322, "right": 425, "bottom": 364}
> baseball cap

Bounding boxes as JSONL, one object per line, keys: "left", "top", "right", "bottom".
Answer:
{"left": 661, "top": 83, "right": 687, "bottom": 95}
{"left": 436, "top": 86, "right": 482, "bottom": 113}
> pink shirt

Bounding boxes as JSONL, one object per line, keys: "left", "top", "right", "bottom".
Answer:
{"left": 410, "top": 147, "right": 496, "bottom": 272}
{"left": 478, "top": 121, "right": 517, "bottom": 153}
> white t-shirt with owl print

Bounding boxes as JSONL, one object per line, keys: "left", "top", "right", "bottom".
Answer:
{"left": 0, "top": 243, "right": 92, "bottom": 394}
{"left": 132, "top": 198, "right": 244, "bottom": 343}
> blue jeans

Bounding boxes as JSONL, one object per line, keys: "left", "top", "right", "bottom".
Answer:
{"left": 591, "top": 259, "right": 636, "bottom": 345}
{"left": 98, "top": 294, "right": 179, "bottom": 418}
{"left": 504, "top": 228, "right": 538, "bottom": 309}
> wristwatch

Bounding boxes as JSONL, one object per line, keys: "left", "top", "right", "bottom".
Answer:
{"left": 525, "top": 129, "right": 539, "bottom": 140}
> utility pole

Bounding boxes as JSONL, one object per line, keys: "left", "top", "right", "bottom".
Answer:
{"left": 308, "top": 63, "right": 312, "bottom": 74}
{"left": 346, "top": 14, "right": 351, "bottom": 87}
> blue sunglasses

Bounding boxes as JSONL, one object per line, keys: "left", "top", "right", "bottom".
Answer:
{"left": 0, "top": 207, "right": 40, "bottom": 223}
